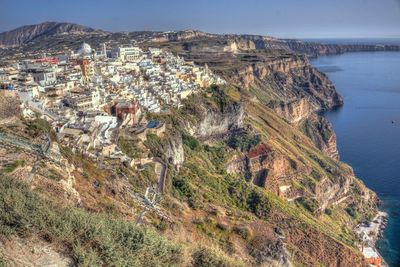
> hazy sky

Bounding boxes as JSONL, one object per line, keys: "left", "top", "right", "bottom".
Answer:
{"left": 1, "top": 0, "right": 400, "bottom": 38}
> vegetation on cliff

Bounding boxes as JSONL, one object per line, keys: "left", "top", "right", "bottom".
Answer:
{"left": 0, "top": 175, "right": 181, "bottom": 266}
{"left": 139, "top": 86, "right": 377, "bottom": 265}
{"left": 0, "top": 32, "right": 381, "bottom": 266}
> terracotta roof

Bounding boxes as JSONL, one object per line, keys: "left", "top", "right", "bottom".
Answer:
{"left": 247, "top": 143, "right": 269, "bottom": 159}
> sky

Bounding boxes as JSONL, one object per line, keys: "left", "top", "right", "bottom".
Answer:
{"left": 0, "top": 0, "right": 400, "bottom": 38}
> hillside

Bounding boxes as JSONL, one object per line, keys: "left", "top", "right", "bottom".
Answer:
{"left": 0, "top": 22, "right": 384, "bottom": 266}
{"left": 0, "top": 89, "right": 377, "bottom": 266}
{"left": 0, "top": 22, "right": 106, "bottom": 47}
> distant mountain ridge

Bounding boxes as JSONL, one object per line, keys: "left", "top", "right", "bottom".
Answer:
{"left": 0, "top": 21, "right": 107, "bottom": 47}
{"left": 1, "top": 21, "right": 400, "bottom": 58}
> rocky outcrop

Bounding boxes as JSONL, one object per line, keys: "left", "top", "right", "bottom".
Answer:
{"left": 160, "top": 132, "right": 185, "bottom": 168}
{"left": 248, "top": 225, "right": 292, "bottom": 267}
{"left": 183, "top": 96, "right": 245, "bottom": 139}
{"left": 150, "top": 30, "right": 213, "bottom": 43}
{"left": 274, "top": 98, "right": 318, "bottom": 123}
{"left": 300, "top": 114, "right": 339, "bottom": 160}
{"left": 285, "top": 39, "right": 400, "bottom": 57}
{"left": 237, "top": 35, "right": 400, "bottom": 57}
{"left": 315, "top": 175, "right": 352, "bottom": 213}
{"left": 196, "top": 103, "right": 244, "bottom": 138}
{"left": 226, "top": 143, "right": 309, "bottom": 196}
{"left": 230, "top": 55, "right": 343, "bottom": 112}
{"left": 223, "top": 38, "right": 256, "bottom": 53}
{"left": 323, "top": 134, "right": 339, "bottom": 160}
{"left": 226, "top": 154, "right": 249, "bottom": 175}
{"left": 230, "top": 55, "right": 312, "bottom": 88}
{"left": 0, "top": 237, "right": 73, "bottom": 267}
{"left": 0, "top": 91, "right": 20, "bottom": 124}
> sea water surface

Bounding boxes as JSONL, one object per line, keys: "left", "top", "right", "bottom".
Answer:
{"left": 311, "top": 51, "right": 400, "bottom": 266}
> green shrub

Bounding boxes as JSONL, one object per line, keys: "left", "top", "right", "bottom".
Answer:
{"left": 0, "top": 175, "right": 181, "bottom": 266}
{"left": 204, "top": 145, "right": 226, "bottom": 174}
{"left": 182, "top": 134, "right": 201, "bottom": 151}
{"left": 325, "top": 208, "right": 333, "bottom": 216}
{"left": 345, "top": 204, "right": 358, "bottom": 219}
{"left": 143, "top": 133, "right": 163, "bottom": 158}
{"left": 228, "top": 179, "right": 271, "bottom": 219}
{"left": 0, "top": 257, "right": 6, "bottom": 267}
{"left": 207, "top": 85, "right": 231, "bottom": 112}
{"left": 233, "top": 225, "right": 252, "bottom": 241}
{"left": 297, "top": 197, "right": 319, "bottom": 213}
{"left": 118, "top": 137, "right": 143, "bottom": 158}
{"left": 1, "top": 160, "right": 25, "bottom": 173}
{"left": 172, "top": 175, "right": 193, "bottom": 199}
{"left": 226, "top": 131, "right": 261, "bottom": 152}
{"left": 172, "top": 175, "right": 200, "bottom": 209}
{"left": 192, "top": 247, "right": 236, "bottom": 267}
{"left": 247, "top": 190, "right": 271, "bottom": 219}
{"left": 25, "top": 119, "right": 53, "bottom": 138}
{"left": 301, "top": 177, "right": 317, "bottom": 191}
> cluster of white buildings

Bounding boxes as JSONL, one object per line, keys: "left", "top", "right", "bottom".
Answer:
{"left": 0, "top": 42, "right": 225, "bottom": 162}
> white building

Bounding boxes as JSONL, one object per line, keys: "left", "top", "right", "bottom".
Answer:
{"left": 112, "top": 46, "right": 142, "bottom": 62}
{"left": 77, "top": 42, "right": 93, "bottom": 58}
{"left": 30, "top": 69, "right": 57, "bottom": 86}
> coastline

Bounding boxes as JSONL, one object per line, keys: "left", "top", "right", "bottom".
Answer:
{"left": 355, "top": 211, "right": 389, "bottom": 267}
{"left": 311, "top": 51, "right": 400, "bottom": 266}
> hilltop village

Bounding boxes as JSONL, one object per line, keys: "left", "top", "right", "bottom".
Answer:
{"left": 0, "top": 42, "right": 225, "bottom": 163}
{"left": 0, "top": 22, "right": 392, "bottom": 267}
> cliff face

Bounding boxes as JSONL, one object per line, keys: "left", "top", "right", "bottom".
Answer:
{"left": 300, "top": 114, "right": 339, "bottom": 160}
{"left": 224, "top": 101, "right": 375, "bottom": 219}
{"left": 236, "top": 34, "right": 400, "bottom": 57}
{"left": 160, "top": 132, "right": 185, "bottom": 167}
{"left": 150, "top": 30, "right": 213, "bottom": 43}
{"left": 285, "top": 39, "right": 400, "bottom": 57}
{"left": 229, "top": 55, "right": 343, "bottom": 112}
{"left": 160, "top": 36, "right": 364, "bottom": 218}
{"left": 273, "top": 98, "right": 316, "bottom": 123}
{"left": 147, "top": 34, "right": 379, "bottom": 264}
{"left": 163, "top": 36, "right": 343, "bottom": 120}
{"left": 182, "top": 97, "right": 245, "bottom": 139}
{"left": 195, "top": 103, "right": 244, "bottom": 138}
{"left": 233, "top": 55, "right": 311, "bottom": 88}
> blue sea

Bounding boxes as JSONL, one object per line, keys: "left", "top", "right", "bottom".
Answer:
{"left": 303, "top": 38, "right": 400, "bottom": 46}
{"left": 311, "top": 51, "right": 400, "bottom": 266}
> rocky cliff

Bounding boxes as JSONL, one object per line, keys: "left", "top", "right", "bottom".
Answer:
{"left": 178, "top": 90, "right": 377, "bottom": 266}
{"left": 237, "top": 34, "right": 400, "bottom": 57}
{"left": 226, "top": 54, "right": 343, "bottom": 115}
{"left": 285, "top": 39, "right": 400, "bottom": 57}
{"left": 181, "top": 91, "right": 245, "bottom": 139}
{"left": 193, "top": 102, "right": 244, "bottom": 138}
{"left": 160, "top": 131, "right": 185, "bottom": 167}
{"left": 223, "top": 100, "right": 376, "bottom": 220}
{"left": 273, "top": 98, "right": 317, "bottom": 123}
{"left": 300, "top": 113, "right": 339, "bottom": 160}
{"left": 149, "top": 30, "right": 213, "bottom": 43}
{"left": 152, "top": 36, "right": 343, "bottom": 120}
